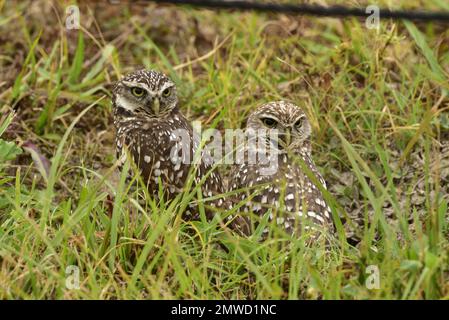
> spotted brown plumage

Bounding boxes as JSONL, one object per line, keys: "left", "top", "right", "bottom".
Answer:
{"left": 228, "top": 101, "right": 335, "bottom": 238}
{"left": 112, "top": 69, "right": 224, "bottom": 220}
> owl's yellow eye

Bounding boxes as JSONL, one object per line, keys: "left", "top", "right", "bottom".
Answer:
{"left": 261, "top": 117, "right": 277, "bottom": 128}
{"left": 162, "top": 88, "right": 171, "bottom": 97}
{"left": 131, "top": 87, "right": 145, "bottom": 97}
{"left": 294, "top": 117, "right": 304, "bottom": 128}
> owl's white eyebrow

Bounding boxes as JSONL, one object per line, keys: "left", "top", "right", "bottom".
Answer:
{"left": 122, "top": 81, "right": 152, "bottom": 93}
{"left": 293, "top": 115, "right": 306, "bottom": 123}
{"left": 259, "top": 114, "right": 279, "bottom": 121}
{"left": 159, "top": 81, "right": 175, "bottom": 92}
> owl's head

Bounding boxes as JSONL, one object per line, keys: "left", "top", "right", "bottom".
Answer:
{"left": 112, "top": 69, "right": 178, "bottom": 118}
{"left": 246, "top": 101, "right": 312, "bottom": 151}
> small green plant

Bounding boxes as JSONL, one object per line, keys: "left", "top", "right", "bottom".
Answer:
{"left": 0, "top": 112, "right": 22, "bottom": 162}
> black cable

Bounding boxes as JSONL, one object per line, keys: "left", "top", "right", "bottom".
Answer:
{"left": 134, "top": 0, "right": 449, "bottom": 23}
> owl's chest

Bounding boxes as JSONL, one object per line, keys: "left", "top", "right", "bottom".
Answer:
{"left": 235, "top": 152, "right": 323, "bottom": 201}
{"left": 116, "top": 125, "right": 169, "bottom": 164}
{"left": 238, "top": 153, "right": 306, "bottom": 184}
{"left": 115, "top": 119, "right": 193, "bottom": 194}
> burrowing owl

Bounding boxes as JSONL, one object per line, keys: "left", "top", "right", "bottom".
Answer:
{"left": 228, "top": 101, "right": 334, "bottom": 238}
{"left": 112, "top": 69, "right": 224, "bottom": 219}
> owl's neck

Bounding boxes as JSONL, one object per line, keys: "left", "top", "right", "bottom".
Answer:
{"left": 112, "top": 105, "right": 181, "bottom": 128}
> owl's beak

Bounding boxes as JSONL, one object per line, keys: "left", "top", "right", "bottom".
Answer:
{"left": 279, "top": 129, "right": 291, "bottom": 148}
{"left": 153, "top": 98, "right": 160, "bottom": 114}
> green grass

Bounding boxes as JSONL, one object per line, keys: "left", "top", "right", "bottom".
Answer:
{"left": 0, "top": 0, "right": 449, "bottom": 299}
